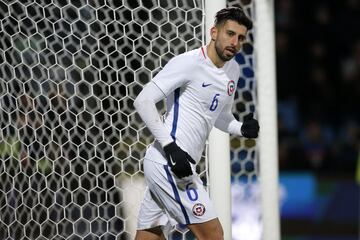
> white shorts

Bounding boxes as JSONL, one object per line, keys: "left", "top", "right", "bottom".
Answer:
{"left": 137, "top": 154, "right": 217, "bottom": 231}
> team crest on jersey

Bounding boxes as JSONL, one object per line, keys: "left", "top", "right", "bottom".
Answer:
{"left": 227, "top": 80, "right": 235, "bottom": 96}
{"left": 192, "top": 203, "right": 206, "bottom": 217}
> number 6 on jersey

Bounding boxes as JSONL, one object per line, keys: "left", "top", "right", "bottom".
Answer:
{"left": 209, "top": 94, "right": 220, "bottom": 111}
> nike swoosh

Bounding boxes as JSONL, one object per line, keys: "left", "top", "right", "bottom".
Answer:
{"left": 202, "top": 83, "right": 212, "bottom": 87}
{"left": 169, "top": 156, "right": 176, "bottom": 166}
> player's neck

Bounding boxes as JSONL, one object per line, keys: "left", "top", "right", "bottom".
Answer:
{"left": 206, "top": 44, "right": 226, "bottom": 68}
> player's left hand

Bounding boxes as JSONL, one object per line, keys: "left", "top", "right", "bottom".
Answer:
{"left": 241, "top": 113, "right": 259, "bottom": 138}
{"left": 163, "top": 142, "right": 195, "bottom": 179}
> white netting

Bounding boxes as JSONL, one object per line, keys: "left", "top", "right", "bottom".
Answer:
{"left": 0, "top": 0, "right": 257, "bottom": 239}
{"left": 0, "top": 0, "right": 204, "bottom": 239}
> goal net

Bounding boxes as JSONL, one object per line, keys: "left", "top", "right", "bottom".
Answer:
{"left": 0, "top": 0, "right": 262, "bottom": 239}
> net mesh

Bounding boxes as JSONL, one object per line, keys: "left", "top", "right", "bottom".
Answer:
{"left": 0, "top": 0, "right": 257, "bottom": 239}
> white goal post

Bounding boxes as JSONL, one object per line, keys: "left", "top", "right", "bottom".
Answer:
{"left": 255, "top": 0, "right": 281, "bottom": 239}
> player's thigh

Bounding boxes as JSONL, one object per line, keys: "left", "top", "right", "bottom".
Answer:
{"left": 137, "top": 188, "right": 170, "bottom": 231}
{"left": 144, "top": 160, "right": 217, "bottom": 226}
{"left": 187, "top": 218, "right": 223, "bottom": 240}
{"left": 135, "top": 226, "right": 165, "bottom": 240}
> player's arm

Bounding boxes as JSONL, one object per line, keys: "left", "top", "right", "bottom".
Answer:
{"left": 134, "top": 56, "right": 195, "bottom": 178}
{"left": 134, "top": 55, "right": 191, "bottom": 146}
{"left": 214, "top": 109, "right": 242, "bottom": 135}
{"left": 214, "top": 103, "right": 259, "bottom": 138}
{"left": 134, "top": 82, "right": 173, "bottom": 147}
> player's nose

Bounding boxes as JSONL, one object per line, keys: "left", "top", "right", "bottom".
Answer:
{"left": 230, "top": 36, "right": 239, "bottom": 47}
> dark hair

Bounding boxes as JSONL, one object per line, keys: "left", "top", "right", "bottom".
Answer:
{"left": 215, "top": 7, "right": 253, "bottom": 30}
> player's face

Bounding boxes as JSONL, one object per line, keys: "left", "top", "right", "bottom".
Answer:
{"left": 212, "top": 20, "right": 247, "bottom": 62}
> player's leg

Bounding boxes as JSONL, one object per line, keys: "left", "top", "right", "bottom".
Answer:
{"left": 135, "top": 226, "right": 165, "bottom": 240}
{"left": 187, "top": 218, "right": 223, "bottom": 240}
{"left": 136, "top": 187, "right": 170, "bottom": 240}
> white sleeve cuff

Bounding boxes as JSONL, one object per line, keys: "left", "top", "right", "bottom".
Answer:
{"left": 228, "top": 120, "right": 243, "bottom": 136}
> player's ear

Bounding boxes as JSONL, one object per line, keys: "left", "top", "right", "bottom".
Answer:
{"left": 210, "top": 26, "right": 217, "bottom": 41}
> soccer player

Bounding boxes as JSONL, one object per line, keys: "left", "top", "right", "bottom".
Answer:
{"left": 134, "top": 7, "right": 259, "bottom": 240}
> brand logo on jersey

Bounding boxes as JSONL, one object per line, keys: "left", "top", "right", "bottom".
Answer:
{"left": 227, "top": 80, "right": 235, "bottom": 96}
{"left": 192, "top": 203, "right": 206, "bottom": 217}
{"left": 202, "top": 82, "right": 212, "bottom": 87}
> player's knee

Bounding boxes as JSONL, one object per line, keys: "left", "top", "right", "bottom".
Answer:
{"left": 208, "top": 224, "right": 224, "bottom": 240}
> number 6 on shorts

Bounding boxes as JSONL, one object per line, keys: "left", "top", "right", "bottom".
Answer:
{"left": 186, "top": 183, "right": 198, "bottom": 201}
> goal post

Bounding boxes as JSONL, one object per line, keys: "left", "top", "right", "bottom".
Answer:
{"left": 255, "top": 0, "right": 281, "bottom": 239}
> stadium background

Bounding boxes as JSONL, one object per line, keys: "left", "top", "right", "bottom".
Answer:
{"left": 275, "top": 0, "right": 359, "bottom": 239}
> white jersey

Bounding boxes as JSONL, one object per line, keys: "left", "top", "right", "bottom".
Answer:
{"left": 147, "top": 47, "right": 241, "bottom": 164}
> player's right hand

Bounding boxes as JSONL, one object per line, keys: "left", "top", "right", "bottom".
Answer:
{"left": 163, "top": 142, "right": 195, "bottom": 179}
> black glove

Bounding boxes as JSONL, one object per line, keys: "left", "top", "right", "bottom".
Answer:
{"left": 241, "top": 113, "right": 259, "bottom": 138}
{"left": 163, "top": 142, "right": 195, "bottom": 178}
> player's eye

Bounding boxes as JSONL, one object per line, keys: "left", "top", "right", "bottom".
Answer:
{"left": 238, "top": 36, "right": 245, "bottom": 42}
{"left": 227, "top": 31, "right": 235, "bottom": 36}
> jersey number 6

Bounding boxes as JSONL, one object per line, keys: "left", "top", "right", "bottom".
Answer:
{"left": 209, "top": 94, "right": 220, "bottom": 111}
{"left": 186, "top": 183, "right": 198, "bottom": 201}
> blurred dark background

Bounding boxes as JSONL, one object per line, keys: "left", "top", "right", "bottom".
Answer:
{"left": 275, "top": 0, "right": 359, "bottom": 239}
{"left": 276, "top": 0, "right": 360, "bottom": 173}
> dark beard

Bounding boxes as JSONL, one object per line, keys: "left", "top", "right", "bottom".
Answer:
{"left": 215, "top": 42, "right": 233, "bottom": 62}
